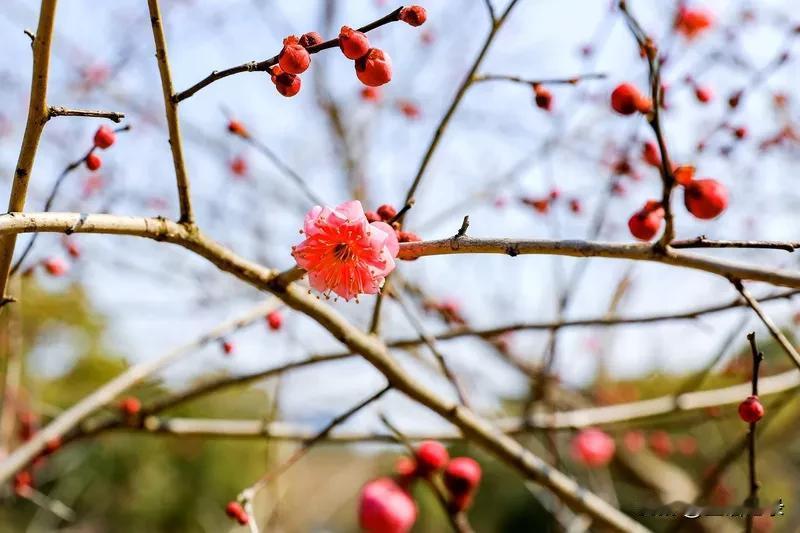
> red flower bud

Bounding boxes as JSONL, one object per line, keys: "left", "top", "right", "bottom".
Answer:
{"left": 649, "top": 430, "right": 673, "bottom": 457}
{"left": 534, "top": 84, "right": 553, "bottom": 111}
{"left": 684, "top": 178, "right": 728, "bottom": 219}
{"left": 119, "top": 396, "right": 141, "bottom": 416}
{"left": 279, "top": 36, "right": 311, "bottom": 75}
{"left": 267, "top": 310, "right": 283, "bottom": 331}
{"left": 270, "top": 67, "right": 301, "bottom": 97}
{"left": 221, "top": 340, "right": 235, "bottom": 355}
{"left": 339, "top": 26, "right": 370, "bottom": 60}
{"left": 673, "top": 165, "right": 695, "bottom": 186}
{"left": 13, "top": 470, "right": 33, "bottom": 495}
{"left": 355, "top": 48, "right": 393, "bottom": 87}
{"left": 43, "top": 257, "right": 68, "bottom": 277}
{"left": 623, "top": 430, "right": 646, "bottom": 453}
{"left": 738, "top": 395, "right": 764, "bottom": 423}
{"left": 394, "top": 456, "right": 418, "bottom": 486}
{"left": 415, "top": 440, "right": 449, "bottom": 475}
{"left": 227, "top": 119, "right": 248, "bottom": 137}
{"left": 397, "top": 231, "right": 421, "bottom": 243}
{"left": 611, "top": 83, "right": 650, "bottom": 115}
{"left": 225, "top": 501, "right": 249, "bottom": 525}
{"left": 627, "top": 200, "right": 664, "bottom": 241}
{"left": 230, "top": 156, "right": 248, "bottom": 177}
{"left": 93, "top": 126, "right": 116, "bottom": 149}
{"left": 695, "top": 85, "right": 713, "bottom": 103}
{"left": 299, "top": 31, "right": 323, "bottom": 48}
{"left": 642, "top": 141, "right": 661, "bottom": 168}
{"left": 85, "top": 153, "right": 102, "bottom": 171}
{"left": 376, "top": 204, "right": 397, "bottom": 221}
{"left": 571, "top": 428, "right": 615, "bottom": 467}
{"left": 361, "top": 86, "right": 382, "bottom": 102}
{"left": 359, "top": 477, "right": 417, "bottom": 533}
{"left": 398, "top": 100, "right": 421, "bottom": 119}
{"left": 443, "top": 457, "right": 481, "bottom": 496}
{"left": 44, "top": 437, "right": 62, "bottom": 456}
{"left": 399, "top": 6, "right": 427, "bottom": 27}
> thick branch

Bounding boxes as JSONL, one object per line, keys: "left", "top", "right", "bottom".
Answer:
{"left": 398, "top": 237, "right": 800, "bottom": 289}
{"left": 0, "top": 0, "right": 59, "bottom": 299}
{"left": 147, "top": 0, "right": 194, "bottom": 223}
{"left": 92, "top": 366, "right": 800, "bottom": 441}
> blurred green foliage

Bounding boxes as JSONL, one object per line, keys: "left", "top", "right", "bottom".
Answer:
{"left": 1, "top": 281, "right": 799, "bottom": 531}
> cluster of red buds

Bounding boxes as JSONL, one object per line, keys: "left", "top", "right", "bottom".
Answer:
{"left": 10, "top": 413, "right": 65, "bottom": 496}
{"left": 365, "top": 203, "right": 421, "bottom": 243}
{"left": 621, "top": 430, "right": 698, "bottom": 458}
{"left": 84, "top": 125, "right": 117, "bottom": 171}
{"left": 38, "top": 237, "right": 83, "bottom": 278}
{"left": 520, "top": 188, "right": 582, "bottom": 216}
{"left": 269, "top": 6, "right": 426, "bottom": 98}
{"left": 628, "top": 165, "right": 728, "bottom": 241}
{"left": 359, "top": 441, "right": 482, "bottom": 532}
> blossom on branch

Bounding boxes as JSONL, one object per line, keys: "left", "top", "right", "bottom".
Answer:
{"left": 292, "top": 200, "right": 399, "bottom": 301}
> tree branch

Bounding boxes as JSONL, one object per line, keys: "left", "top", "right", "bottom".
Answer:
{"left": 0, "top": 299, "right": 280, "bottom": 483}
{"left": 398, "top": 0, "right": 523, "bottom": 223}
{"left": 0, "top": 0, "right": 59, "bottom": 300}
{"left": 147, "top": 0, "right": 194, "bottom": 223}
{"left": 733, "top": 279, "right": 800, "bottom": 371}
{"left": 172, "top": 7, "right": 405, "bottom": 103}
{"left": 48, "top": 106, "right": 125, "bottom": 123}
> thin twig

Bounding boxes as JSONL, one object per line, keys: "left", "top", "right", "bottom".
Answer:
{"left": 618, "top": 0, "right": 677, "bottom": 245}
{"left": 482, "top": 0, "right": 496, "bottom": 23}
{"left": 671, "top": 237, "right": 800, "bottom": 252}
{"left": 392, "top": 285, "right": 471, "bottom": 407}
{"left": 473, "top": 72, "right": 607, "bottom": 86}
{"left": 398, "top": 0, "right": 523, "bottom": 223}
{"left": 745, "top": 332, "right": 763, "bottom": 533}
{"left": 11, "top": 125, "right": 132, "bottom": 275}
{"left": 241, "top": 134, "right": 323, "bottom": 205}
{"left": 733, "top": 279, "right": 800, "bottom": 370}
{"left": 173, "top": 7, "right": 405, "bottom": 103}
{"left": 48, "top": 106, "right": 125, "bottom": 123}
{"left": 239, "top": 384, "right": 391, "bottom": 502}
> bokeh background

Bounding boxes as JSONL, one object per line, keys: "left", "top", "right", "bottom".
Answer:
{"left": 1, "top": 0, "right": 799, "bottom": 531}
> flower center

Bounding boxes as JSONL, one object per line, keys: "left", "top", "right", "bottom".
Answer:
{"left": 333, "top": 242, "right": 355, "bottom": 262}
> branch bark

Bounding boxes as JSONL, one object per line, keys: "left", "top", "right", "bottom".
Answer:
{"left": 0, "top": 0, "right": 59, "bottom": 300}
{"left": 147, "top": 0, "right": 194, "bottom": 223}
